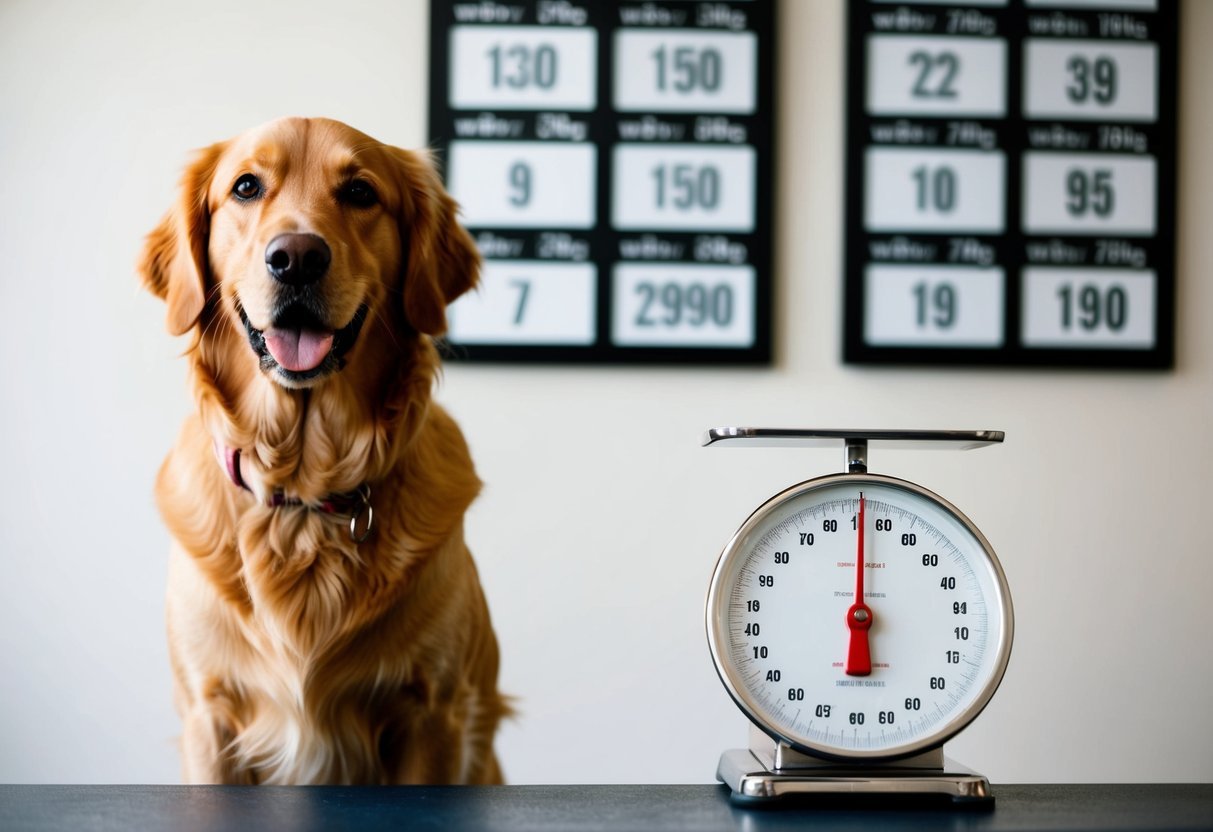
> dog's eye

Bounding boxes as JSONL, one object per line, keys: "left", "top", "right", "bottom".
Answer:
{"left": 232, "top": 174, "right": 263, "bottom": 202}
{"left": 339, "top": 179, "right": 379, "bottom": 208}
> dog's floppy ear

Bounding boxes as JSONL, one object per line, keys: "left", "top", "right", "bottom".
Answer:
{"left": 392, "top": 148, "right": 480, "bottom": 336}
{"left": 138, "top": 142, "right": 226, "bottom": 335}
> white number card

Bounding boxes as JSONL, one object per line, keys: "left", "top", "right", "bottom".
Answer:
{"left": 612, "top": 264, "right": 755, "bottom": 347}
{"left": 1025, "top": 0, "right": 1156, "bottom": 8}
{"left": 448, "top": 261, "right": 596, "bottom": 345}
{"left": 430, "top": 2, "right": 775, "bottom": 363}
{"left": 845, "top": 0, "right": 1175, "bottom": 368}
{"left": 612, "top": 144, "right": 756, "bottom": 232}
{"left": 866, "top": 36, "right": 1007, "bottom": 117}
{"left": 1022, "top": 153, "right": 1157, "bottom": 235}
{"left": 1023, "top": 40, "right": 1158, "bottom": 121}
{"left": 613, "top": 29, "right": 757, "bottom": 114}
{"left": 865, "top": 265, "right": 1005, "bottom": 347}
{"left": 1021, "top": 268, "right": 1155, "bottom": 347}
{"left": 447, "top": 142, "right": 597, "bottom": 229}
{"left": 864, "top": 148, "right": 1006, "bottom": 233}
{"left": 450, "top": 26, "right": 597, "bottom": 110}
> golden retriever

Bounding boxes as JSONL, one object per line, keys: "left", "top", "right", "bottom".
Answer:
{"left": 139, "top": 116, "right": 507, "bottom": 784}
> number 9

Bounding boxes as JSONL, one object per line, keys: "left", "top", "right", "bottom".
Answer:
{"left": 508, "top": 161, "right": 532, "bottom": 207}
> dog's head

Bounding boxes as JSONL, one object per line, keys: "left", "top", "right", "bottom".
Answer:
{"left": 139, "top": 117, "right": 478, "bottom": 390}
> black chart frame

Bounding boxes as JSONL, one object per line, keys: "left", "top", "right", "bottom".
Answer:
{"left": 428, "top": 1, "right": 775, "bottom": 365}
{"left": 843, "top": 1, "right": 1178, "bottom": 369}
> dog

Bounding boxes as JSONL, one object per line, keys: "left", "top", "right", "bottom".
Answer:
{"left": 139, "top": 117, "right": 508, "bottom": 784}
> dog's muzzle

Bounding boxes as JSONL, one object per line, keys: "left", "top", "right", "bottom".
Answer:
{"left": 238, "top": 300, "right": 369, "bottom": 384}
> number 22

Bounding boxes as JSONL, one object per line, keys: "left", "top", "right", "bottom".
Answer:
{"left": 909, "top": 50, "right": 959, "bottom": 99}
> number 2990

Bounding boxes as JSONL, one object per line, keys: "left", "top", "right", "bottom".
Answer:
{"left": 634, "top": 281, "right": 734, "bottom": 328}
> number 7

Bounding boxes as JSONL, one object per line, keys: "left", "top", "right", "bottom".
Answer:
{"left": 510, "top": 279, "right": 531, "bottom": 325}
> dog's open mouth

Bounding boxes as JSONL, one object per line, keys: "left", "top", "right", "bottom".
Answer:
{"left": 238, "top": 300, "right": 368, "bottom": 384}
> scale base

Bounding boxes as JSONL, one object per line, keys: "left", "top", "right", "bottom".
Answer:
{"left": 717, "top": 747, "right": 993, "bottom": 806}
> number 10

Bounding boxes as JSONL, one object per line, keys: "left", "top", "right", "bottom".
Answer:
{"left": 912, "top": 165, "right": 956, "bottom": 213}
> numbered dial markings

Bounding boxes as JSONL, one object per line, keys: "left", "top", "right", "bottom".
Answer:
{"left": 707, "top": 476, "right": 1012, "bottom": 759}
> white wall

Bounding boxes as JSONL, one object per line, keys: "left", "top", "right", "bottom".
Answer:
{"left": 0, "top": 0, "right": 1210, "bottom": 784}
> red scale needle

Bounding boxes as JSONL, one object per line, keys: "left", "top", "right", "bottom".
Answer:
{"left": 845, "top": 492, "right": 873, "bottom": 676}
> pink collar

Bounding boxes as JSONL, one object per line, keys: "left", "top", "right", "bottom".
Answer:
{"left": 221, "top": 445, "right": 248, "bottom": 491}
{"left": 216, "top": 443, "right": 374, "bottom": 542}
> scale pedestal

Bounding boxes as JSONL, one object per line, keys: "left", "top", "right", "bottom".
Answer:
{"left": 717, "top": 726, "right": 992, "bottom": 804}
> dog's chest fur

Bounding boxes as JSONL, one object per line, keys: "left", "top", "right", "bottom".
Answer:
{"left": 165, "top": 412, "right": 439, "bottom": 784}
{"left": 226, "top": 590, "right": 416, "bottom": 784}
{"left": 187, "top": 505, "right": 439, "bottom": 785}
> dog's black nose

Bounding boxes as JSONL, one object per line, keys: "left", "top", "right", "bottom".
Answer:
{"left": 265, "top": 234, "right": 331, "bottom": 286}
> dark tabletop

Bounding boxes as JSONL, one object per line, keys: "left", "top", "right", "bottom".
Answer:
{"left": 1, "top": 784, "right": 1210, "bottom": 832}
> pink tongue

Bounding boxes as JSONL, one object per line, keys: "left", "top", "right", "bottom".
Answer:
{"left": 264, "top": 327, "right": 335, "bottom": 373}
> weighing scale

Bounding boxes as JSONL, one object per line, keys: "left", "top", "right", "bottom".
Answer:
{"left": 704, "top": 429, "right": 1013, "bottom": 804}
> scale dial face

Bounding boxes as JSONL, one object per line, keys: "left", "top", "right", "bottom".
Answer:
{"left": 707, "top": 473, "right": 1013, "bottom": 761}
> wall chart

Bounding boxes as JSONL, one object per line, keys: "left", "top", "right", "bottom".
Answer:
{"left": 428, "top": 1, "right": 774, "bottom": 364}
{"left": 844, "top": 0, "right": 1177, "bottom": 368}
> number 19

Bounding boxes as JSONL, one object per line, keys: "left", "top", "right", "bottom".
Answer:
{"left": 912, "top": 281, "right": 957, "bottom": 329}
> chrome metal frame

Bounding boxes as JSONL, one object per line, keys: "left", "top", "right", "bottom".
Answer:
{"left": 716, "top": 747, "right": 993, "bottom": 803}
{"left": 703, "top": 427, "right": 1005, "bottom": 450}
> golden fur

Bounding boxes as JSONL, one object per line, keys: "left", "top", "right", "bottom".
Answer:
{"left": 140, "top": 117, "right": 507, "bottom": 784}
